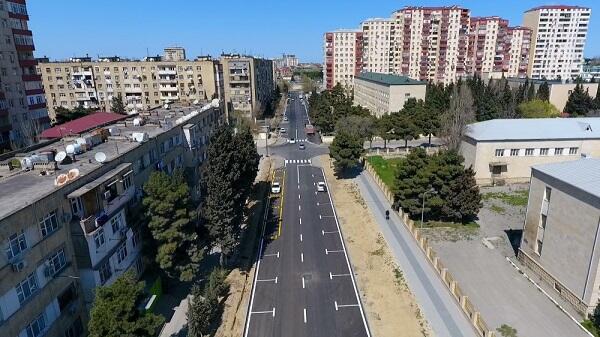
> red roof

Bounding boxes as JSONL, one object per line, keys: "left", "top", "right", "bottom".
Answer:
{"left": 40, "top": 112, "right": 127, "bottom": 139}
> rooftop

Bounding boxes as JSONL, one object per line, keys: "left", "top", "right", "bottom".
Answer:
{"left": 40, "top": 112, "right": 128, "bottom": 139}
{"left": 0, "top": 100, "right": 221, "bottom": 220}
{"left": 465, "top": 118, "right": 600, "bottom": 142}
{"left": 525, "top": 5, "right": 590, "bottom": 13}
{"left": 533, "top": 158, "right": 600, "bottom": 199}
{"left": 356, "top": 72, "right": 426, "bottom": 86}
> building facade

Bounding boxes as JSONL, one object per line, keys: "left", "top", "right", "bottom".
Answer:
{"left": 353, "top": 72, "right": 426, "bottom": 117}
{"left": 220, "top": 54, "right": 275, "bottom": 119}
{"left": 163, "top": 46, "right": 186, "bottom": 62}
{"left": 519, "top": 158, "right": 600, "bottom": 315}
{"left": 273, "top": 54, "right": 298, "bottom": 69}
{"left": 361, "top": 18, "right": 392, "bottom": 74}
{"left": 0, "top": 0, "right": 49, "bottom": 148}
{"left": 38, "top": 56, "right": 223, "bottom": 122}
{"left": 323, "top": 29, "right": 364, "bottom": 90}
{"left": 523, "top": 5, "right": 591, "bottom": 80}
{"left": 460, "top": 118, "right": 600, "bottom": 185}
{"left": 0, "top": 100, "right": 224, "bottom": 337}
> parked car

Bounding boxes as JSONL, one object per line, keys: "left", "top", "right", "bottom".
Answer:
{"left": 317, "top": 182, "right": 326, "bottom": 192}
{"left": 271, "top": 182, "right": 281, "bottom": 194}
{"left": 283, "top": 116, "right": 288, "bottom": 121}
{"left": 280, "top": 128, "right": 287, "bottom": 133}
{"left": 289, "top": 138, "right": 296, "bottom": 144}
{"left": 299, "top": 143, "right": 305, "bottom": 150}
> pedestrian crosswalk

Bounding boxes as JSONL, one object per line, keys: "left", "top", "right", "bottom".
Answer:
{"left": 284, "top": 159, "right": 312, "bottom": 166}
{"left": 288, "top": 138, "right": 308, "bottom": 143}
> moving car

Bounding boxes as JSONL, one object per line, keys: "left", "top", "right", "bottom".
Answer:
{"left": 299, "top": 143, "right": 305, "bottom": 150}
{"left": 289, "top": 138, "right": 296, "bottom": 144}
{"left": 317, "top": 182, "right": 326, "bottom": 192}
{"left": 271, "top": 182, "right": 281, "bottom": 194}
{"left": 280, "top": 128, "right": 287, "bottom": 133}
{"left": 283, "top": 116, "right": 288, "bottom": 121}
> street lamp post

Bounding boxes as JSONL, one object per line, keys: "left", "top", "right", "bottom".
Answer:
{"left": 420, "top": 188, "right": 436, "bottom": 228}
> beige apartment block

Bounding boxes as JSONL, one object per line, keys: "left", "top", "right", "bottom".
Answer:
{"left": 163, "top": 46, "right": 186, "bottom": 62}
{"left": 353, "top": 72, "right": 426, "bottom": 117}
{"left": 523, "top": 5, "right": 591, "bottom": 80}
{"left": 361, "top": 18, "right": 392, "bottom": 74}
{"left": 519, "top": 158, "right": 600, "bottom": 315}
{"left": 0, "top": 101, "right": 224, "bottom": 337}
{"left": 460, "top": 118, "right": 600, "bottom": 185}
{"left": 38, "top": 54, "right": 223, "bottom": 122}
{"left": 220, "top": 54, "right": 275, "bottom": 119}
{"left": 323, "top": 29, "right": 364, "bottom": 90}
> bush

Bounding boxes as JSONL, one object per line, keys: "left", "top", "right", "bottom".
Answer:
{"left": 517, "top": 99, "right": 560, "bottom": 118}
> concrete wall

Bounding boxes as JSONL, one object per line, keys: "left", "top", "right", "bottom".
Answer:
{"left": 460, "top": 137, "right": 600, "bottom": 185}
{"left": 353, "top": 77, "right": 426, "bottom": 117}
{"left": 550, "top": 82, "right": 599, "bottom": 112}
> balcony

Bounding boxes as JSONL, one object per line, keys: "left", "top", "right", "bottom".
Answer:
{"left": 158, "top": 69, "right": 176, "bottom": 75}
{"left": 541, "top": 199, "right": 549, "bottom": 216}
{"left": 158, "top": 77, "right": 177, "bottom": 83}
{"left": 15, "top": 43, "right": 34, "bottom": 52}
{"left": 22, "top": 74, "right": 41, "bottom": 82}
{"left": 159, "top": 86, "right": 178, "bottom": 92}
{"left": 28, "top": 102, "right": 46, "bottom": 110}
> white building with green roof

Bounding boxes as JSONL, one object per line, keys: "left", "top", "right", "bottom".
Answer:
{"left": 353, "top": 72, "right": 426, "bottom": 117}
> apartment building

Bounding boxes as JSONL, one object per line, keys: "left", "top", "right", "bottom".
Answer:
{"left": 581, "top": 62, "right": 600, "bottom": 82}
{"left": 466, "top": 17, "right": 531, "bottom": 78}
{"left": 323, "top": 29, "right": 364, "bottom": 90}
{"left": 519, "top": 158, "right": 600, "bottom": 315}
{"left": 523, "top": 5, "right": 591, "bottom": 80}
{"left": 353, "top": 72, "right": 426, "bottom": 117}
{"left": 0, "top": 0, "right": 49, "bottom": 148}
{"left": 460, "top": 118, "right": 600, "bottom": 185}
{"left": 220, "top": 54, "right": 275, "bottom": 119}
{"left": 0, "top": 100, "right": 224, "bottom": 337}
{"left": 361, "top": 18, "right": 392, "bottom": 74}
{"left": 38, "top": 54, "right": 223, "bottom": 122}
{"left": 273, "top": 54, "right": 298, "bottom": 69}
{"left": 391, "top": 6, "right": 470, "bottom": 85}
{"left": 163, "top": 46, "right": 186, "bottom": 62}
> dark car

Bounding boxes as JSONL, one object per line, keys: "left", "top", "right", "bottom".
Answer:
{"left": 299, "top": 143, "right": 305, "bottom": 150}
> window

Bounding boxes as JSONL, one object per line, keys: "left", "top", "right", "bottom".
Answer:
{"left": 510, "top": 149, "right": 520, "bottom": 156}
{"left": 131, "top": 231, "right": 140, "bottom": 248}
{"left": 47, "top": 248, "right": 67, "bottom": 276}
{"left": 544, "top": 186, "right": 552, "bottom": 202}
{"left": 39, "top": 211, "right": 59, "bottom": 238}
{"left": 117, "top": 243, "right": 128, "bottom": 264}
{"left": 540, "top": 148, "right": 549, "bottom": 156}
{"left": 70, "top": 197, "right": 83, "bottom": 216}
{"left": 554, "top": 148, "right": 563, "bottom": 155}
{"left": 25, "top": 313, "right": 46, "bottom": 337}
{"left": 99, "top": 261, "right": 112, "bottom": 285}
{"left": 122, "top": 172, "right": 132, "bottom": 190}
{"left": 110, "top": 213, "right": 122, "bottom": 234}
{"left": 536, "top": 239, "right": 543, "bottom": 255}
{"left": 93, "top": 228, "right": 105, "bottom": 249}
{"left": 524, "top": 148, "right": 534, "bottom": 156}
{"left": 6, "top": 230, "right": 27, "bottom": 259}
{"left": 16, "top": 272, "right": 39, "bottom": 304}
{"left": 540, "top": 214, "right": 547, "bottom": 230}
{"left": 569, "top": 147, "right": 578, "bottom": 155}
{"left": 495, "top": 149, "right": 504, "bottom": 157}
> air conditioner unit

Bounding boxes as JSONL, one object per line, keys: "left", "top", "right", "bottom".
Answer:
{"left": 11, "top": 260, "right": 26, "bottom": 272}
{"left": 103, "top": 190, "right": 111, "bottom": 200}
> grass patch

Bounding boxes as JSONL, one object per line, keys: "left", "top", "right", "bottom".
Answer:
{"left": 582, "top": 320, "right": 600, "bottom": 337}
{"left": 483, "top": 190, "right": 529, "bottom": 207}
{"left": 418, "top": 220, "right": 480, "bottom": 229}
{"left": 366, "top": 155, "right": 404, "bottom": 189}
{"left": 490, "top": 204, "right": 506, "bottom": 214}
{"left": 393, "top": 266, "right": 406, "bottom": 289}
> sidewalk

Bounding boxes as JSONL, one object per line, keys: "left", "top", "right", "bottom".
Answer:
{"left": 355, "top": 170, "right": 478, "bottom": 337}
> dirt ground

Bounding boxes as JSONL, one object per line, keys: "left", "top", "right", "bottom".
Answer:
{"left": 321, "top": 157, "right": 432, "bottom": 337}
{"left": 215, "top": 157, "right": 273, "bottom": 337}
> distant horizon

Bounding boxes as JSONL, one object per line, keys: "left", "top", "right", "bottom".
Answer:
{"left": 28, "top": 0, "right": 599, "bottom": 63}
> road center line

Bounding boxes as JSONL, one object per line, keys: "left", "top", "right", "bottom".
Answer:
{"left": 298, "top": 194, "right": 301, "bottom": 200}
{"left": 299, "top": 218, "right": 302, "bottom": 225}
{"left": 300, "top": 234, "right": 303, "bottom": 242}
{"left": 301, "top": 253, "right": 304, "bottom": 262}
{"left": 303, "top": 308, "right": 307, "bottom": 323}
{"left": 298, "top": 205, "right": 301, "bottom": 211}
{"left": 302, "top": 276, "right": 305, "bottom": 289}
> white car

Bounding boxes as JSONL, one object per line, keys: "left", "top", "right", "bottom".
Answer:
{"left": 271, "top": 182, "right": 281, "bottom": 194}
{"left": 317, "top": 182, "right": 326, "bottom": 192}
{"left": 280, "top": 128, "right": 287, "bottom": 133}
{"left": 289, "top": 138, "right": 296, "bottom": 144}
{"left": 283, "top": 116, "right": 288, "bottom": 121}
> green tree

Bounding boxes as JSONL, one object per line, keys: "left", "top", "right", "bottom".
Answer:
{"left": 517, "top": 99, "right": 560, "bottom": 118}
{"left": 391, "top": 112, "right": 419, "bottom": 150}
{"left": 143, "top": 171, "right": 203, "bottom": 281}
{"left": 329, "top": 131, "right": 365, "bottom": 173}
{"left": 187, "top": 283, "right": 218, "bottom": 337}
{"left": 564, "top": 82, "right": 594, "bottom": 115}
{"left": 111, "top": 93, "right": 126, "bottom": 114}
{"left": 88, "top": 272, "right": 164, "bottom": 337}
{"left": 537, "top": 81, "right": 550, "bottom": 101}
{"left": 443, "top": 166, "right": 481, "bottom": 223}
{"left": 54, "top": 106, "right": 98, "bottom": 125}
{"left": 526, "top": 82, "right": 536, "bottom": 101}
{"left": 335, "top": 115, "right": 376, "bottom": 146}
{"left": 205, "top": 267, "right": 229, "bottom": 298}
{"left": 376, "top": 114, "right": 395, "bottom": 149}
{"left": 496, "top": 324, "right": 518, "bottom": 337}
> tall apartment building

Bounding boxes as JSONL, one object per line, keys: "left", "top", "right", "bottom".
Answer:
{"left": 38, "top": 54, "right": 223, "bottom": 122}
{"left": 466, "top": 17, "right": 531, "bottom": 78}
{"left": 163, "top": 46, "right": 186, "bottom": 62}
{"left": 0, "top": 101, "right": 224, "bottom": 337}
{"left": 361, "top": 18, "right": 392, "bottom": 74}
{"left": 273, "top": 54, "right": 299, "bottom": 69}
{"left": 323, "top": 29, "right": 364, "bottom": 89}
{"left": 220, "top": 54, "right": 275, "bottom": 119}
{"left": 0, "top": 0, "right": 49, "bottom": 148}
{"left": 391, "top": 6, "right": 470, "bottom": 85}
{"left": 523, "top": 5, "right": 591, "bottom": 80}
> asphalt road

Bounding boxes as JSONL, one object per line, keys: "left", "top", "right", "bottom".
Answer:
{"left": 244, "top": 92, "right": 370, "bottom": 337}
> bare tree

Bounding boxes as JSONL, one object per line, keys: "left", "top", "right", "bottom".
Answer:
{"left": 440, "top": 82, "right": 475, "bottom": 151}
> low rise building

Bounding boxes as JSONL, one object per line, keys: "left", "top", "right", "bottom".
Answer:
{"left": 0, "top": 100, "right": 224, "bottom": 337}
{"left": 353, "top": 72, "right": 426, "bottom": 117}
{"left": 460, "top": 118, "right": 600, "bottom": 185}
{"left": 519, "top": 158, "right": 600, "bottom": 315}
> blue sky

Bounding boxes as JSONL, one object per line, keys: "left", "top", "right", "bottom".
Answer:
{"left": 29, "top": 0, "right": 598, "bottom": 63}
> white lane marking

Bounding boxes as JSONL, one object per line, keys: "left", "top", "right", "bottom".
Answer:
{"left": 297, "top": 165, "right": 300, "bottom": 184}
{"left": 303, "top": 308, "right": 307, "bottom": 323}
{"left": 320, "top": 167, "right": 371, "bottom": 336}
{"left": 257, "top": 277, "right": 278, "bottom": 284}
{"left": 336, "top": 303, "right": 360, "bottom": 310}
{"left": 298, "top": 205, "right": 301, "bottom": 211}
{"left": 298, "top": 194, "right": 301, "bottom": 200}
{"left": 297, "top": 184, "right": 300, "bottom": 190}
{"left": 301, "top": 253, "right": 304, "bottom": 262}
{"left": 317, "top": 202, "right": 319, "bottom": 206}
{"left": 322, "top": 230, "right": 339, "bottom": 235}
{"left": 300, "top": 234, "right": 303, "bottom": 242}
{"left": 329, "top": 272, "right": 352, "bottom": 279}
{"left": 251, "top": 308, "right": 276, "bottom": 317}
{"left": 263, "top": 252, "right": 280, "bottom": 258}
{"left": 299, "top": 218, "right": 302, "bottom": 225}
{"left": 319, "top": 214, "right": 322, "bottom": 219}
{"left": 325, "top": 249, "right": 344, "bottom": 255}
{"left": 302, "top": 276, "right": 305, "bottom": 289}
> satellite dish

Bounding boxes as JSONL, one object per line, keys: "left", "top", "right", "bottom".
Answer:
{"left": 55, "top": 151, "right": 67, "bottom": 163}
{"left": 65, "top": 144, "right": 75, "bottom": 154}
{"left": 94, "top": 152, "right": 107, "bottom": 163}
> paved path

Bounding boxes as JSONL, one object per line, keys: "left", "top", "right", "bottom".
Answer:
{"left": 356, "top": 171, "right": 478, "bottom": 337}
